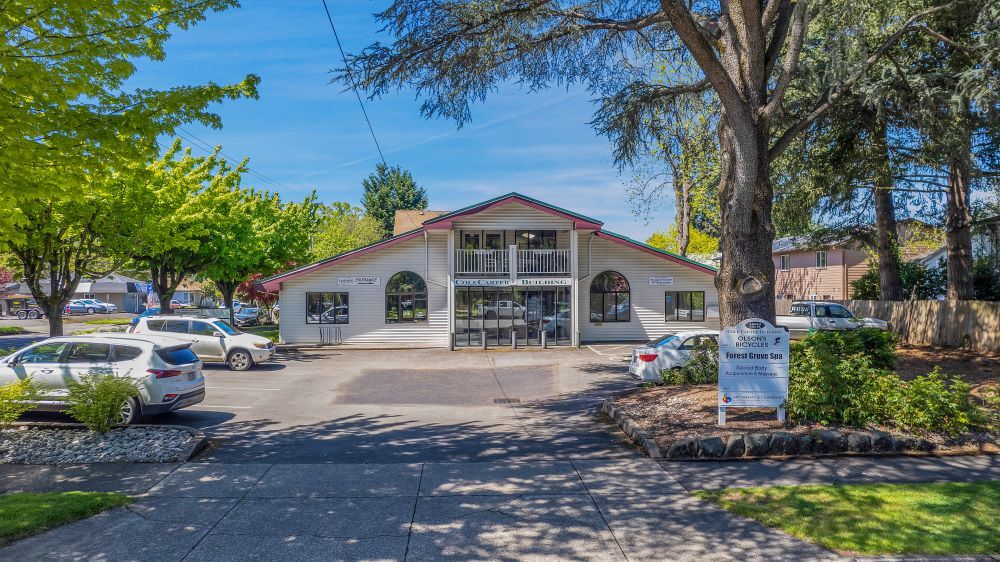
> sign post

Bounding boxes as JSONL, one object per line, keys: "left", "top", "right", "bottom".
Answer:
{"left": 718, "top": 318, "right": 789, "bottom": 425}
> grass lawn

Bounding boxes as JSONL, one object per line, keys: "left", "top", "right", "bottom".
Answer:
{"left": 697, "top": 481, "right": 1000, "bottom": 555}
{"left": 0, "top": 326, "right": 25, "bottom": 335}
{"left": 82, "top": 318, "right": 132, "bottom": 326}
{"left": 0, "top": 492, "right": 131, "bottom": 545}
{"left": 245, "top": 325, "right": 278, "bottom": 342}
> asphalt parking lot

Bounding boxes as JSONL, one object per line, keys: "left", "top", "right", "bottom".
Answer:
{"left": 146, "top": 346, "right": 641, "bottom": 463}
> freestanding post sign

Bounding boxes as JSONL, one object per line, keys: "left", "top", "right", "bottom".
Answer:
{"left": 718, "top": 318, "right": 789, "bottom": 425}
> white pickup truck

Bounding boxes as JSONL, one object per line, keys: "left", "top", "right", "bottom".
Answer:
{"left": 776, "top": 301, "right": 889, "bottom": 337}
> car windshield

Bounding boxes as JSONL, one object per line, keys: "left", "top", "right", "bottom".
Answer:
{"left": 239, "top": 308, "right": 259, "bottom": 316}
{"left": 212, "top": 320, "right": 241, "bottom": 335}
{"left": 646, "top": 334, "right": 678, "bottom": 348}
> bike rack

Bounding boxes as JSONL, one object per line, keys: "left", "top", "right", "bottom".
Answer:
{"left": 319, "top": 326, "right": 342, "bottom": 346}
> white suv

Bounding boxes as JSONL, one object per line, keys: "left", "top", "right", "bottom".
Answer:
{"left": 0, "top": 334, "right": 205, "bottom": 424}
{"left": 129, "top": 315, "right": 275, "bottom": 371}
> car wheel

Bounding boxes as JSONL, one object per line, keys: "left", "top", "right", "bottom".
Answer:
{"left": 86, "top": 307, "right": 95, "bottom": 314}
{"left": 16, "top": 310, "right": 27, "bottom": 320}
{"left": 119, "top": 397, "right": 141, "bottom": 425}
{"left": 27, "top": 310, "right": 39, "bottom": 319}
{"left": 227, "top": 350, "right": 253, "bottom": 371}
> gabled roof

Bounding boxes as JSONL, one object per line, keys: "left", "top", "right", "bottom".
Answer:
{"left": 258, "top": 193, "right": 714, "bottom": 291}
{"left": 422, "top": 192, "right": 603, "bottom": 230}
{"left": 393, "top": 209, "right": 447, "bottom": 235}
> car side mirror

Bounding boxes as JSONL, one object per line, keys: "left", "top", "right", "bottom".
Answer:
{"left": 212, "top": 331, "right": 224, "bottom": 338}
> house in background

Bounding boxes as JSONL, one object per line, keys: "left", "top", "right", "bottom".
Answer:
{"left": 5, "top": 273, "right": 148, "bottom": 313}
{"left": 772, "top": 237, "right": 869, "bottom": 301}
{"left": 918, "top": 215, "right": 1000, "bottom": 270}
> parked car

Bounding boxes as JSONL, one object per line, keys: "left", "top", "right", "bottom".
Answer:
{"left": 129, "top": 315, "right": 274, "bottom": 371}
{"left": 776, "top": 301, "right": 888, "bottom": 337}
{"left": 234, "top": 307, "right": 265, "bottom": 327}
{"left": 130, "top": 307, "right": 161, "bottom": 325}
{"left": 0, "top": 334, "right": 205, "bottom": 424}
{"left": 64, "top": 300, "right": 91, "bottom": 315}
{"left": 80, "top": 298, "right": 117, "bottom": 313}
{"left": 629, "top": 330, "right": 721, "bottom": 382}
{"left": 169, "top": 300, "right": 182, "bottom": 309}
{"left": 480, "top": 300, "right": 526, "bottom": 319}
{"left": 541, "top": 310, "right": 571, "bottom": 338}
{"left": 12, "top": 303, "right": 44, "bottom": 320}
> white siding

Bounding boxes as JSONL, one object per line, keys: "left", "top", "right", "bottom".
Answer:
{"left": 279, "top": 232, "right": 449, "bottom": 345}
{"left": 577, "top": 236, "right": 719, "bottom": 342}
{"left": 451, "top": 202, "right": 573, "bottom": 230}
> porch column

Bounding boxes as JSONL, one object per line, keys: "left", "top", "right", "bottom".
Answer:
{"left": 570, "top": 229, "right": 580, "bottom": 347}
{"left": 447, "top": 230, "right": 455, "bottom": 350}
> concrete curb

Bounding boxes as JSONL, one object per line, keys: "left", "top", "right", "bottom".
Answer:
{"left": 601, "top": 400, "right": 662, "bottom": 458}
{"left": 9, "top": 422, "right": 208, "bottom": 463}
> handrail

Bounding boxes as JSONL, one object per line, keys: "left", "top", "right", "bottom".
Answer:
{"left": 454, "top": 249, "right": 571, "bottom": 275}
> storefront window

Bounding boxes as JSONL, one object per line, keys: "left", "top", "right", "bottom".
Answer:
{"left": 515, "top": 230, "right": 556, "bottom": 250}
{"left": 306, "top": 292, "right": 349, "bottom": 324}
{"left": 386, "top": 271, "right": 427, "bottom": 323}
{"left": 589, "top": 271, "right": 630, "bottom": 322}
{"left": 665, "top": 291, "right": 705, "bottom": 322}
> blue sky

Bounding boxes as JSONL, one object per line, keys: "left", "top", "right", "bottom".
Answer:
{"left": 126, "top": 0, "right": 675, "bottom": 239}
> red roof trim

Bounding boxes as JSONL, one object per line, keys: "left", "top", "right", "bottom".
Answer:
{"left": 594, "top": 231, "right": 717, "bottom": 276}
{"left": 259, "top": 230, "right": 424, "bottom": 291}
{"left": 423, "top": 195, "right": 603, "bottom": 230}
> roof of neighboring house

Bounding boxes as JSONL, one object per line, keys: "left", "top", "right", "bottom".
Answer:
{"left": 258, "top": 193, "right": 714, "bottom": 291}
{"left": 176, "top": 280, "right": 204, "bottom": 292}
{"left": 393, "top": 209, "right": 447, "bottom": 235}
{"left": 772, "top": 235, "right": 862, "bottom": 254}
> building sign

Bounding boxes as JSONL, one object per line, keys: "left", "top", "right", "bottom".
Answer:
{"left": 337, "top": 276, "right": 381, "bottom": 286}
{"left": 455, "top": 278, "right": 572, "bottom": 287}
{"left": 648, "top": 276, "right": 674, "bottom": 286}
{"left": 718, "top": 318, "right": 789, "bottom": 424}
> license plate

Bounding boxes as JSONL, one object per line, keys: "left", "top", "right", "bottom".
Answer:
{"left": 186, "top": 372, "right": 196, "bottom": 381}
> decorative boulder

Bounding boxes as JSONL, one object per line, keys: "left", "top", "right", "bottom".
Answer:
{"left": 769, "top": 432, "right": 797, "bottom": 455}
{"left": 871, "top": 431, "right": 894, "bottom": 452}
{"left": 698, "top": 436, "right": 725, "bottom": 458}
{"left": 795, "top": 433, "right": 815, "bottom": 455}
{"left": 667, "top": 437, "right": 698, "bottom": 459}
{"left": 847, "top": 432, "right": 872, "bottom": 453}
{"left": 815, "top": 430, "right": 848, "bottom": 453}
{"left": 744, "top": 433, "right": 772, "bottom": 457}
{"left": 724, "top": 434, "right": 745, "bottom": 458}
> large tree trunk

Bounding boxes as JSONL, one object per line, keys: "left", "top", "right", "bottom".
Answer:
{"left": 872, "top": 119, "right": 902, "bottom": 300}
{"left": 150, "top": 262, "right": 188, "bottom": 316}
{"left": 945, "top": 151, "right": 975, "bottom": 300}
{"left": 675, "top": 178, "right": 691, "bottom": 257}
{"left": 715, "top": 118, "right": 776, "bottom": 327}
{"left": 215, "top": 280, "right": 238, "bottom": 324}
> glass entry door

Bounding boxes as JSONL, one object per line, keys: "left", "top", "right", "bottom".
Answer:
{"left": 454, "top": 286, "right": 571, "bottom": 347}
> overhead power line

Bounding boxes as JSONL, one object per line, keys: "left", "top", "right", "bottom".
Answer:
{"left": 320, "top": 0, "right": 387, "bottom": 166}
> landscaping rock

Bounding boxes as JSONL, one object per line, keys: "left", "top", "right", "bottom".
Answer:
{"left": 724, "top": 434, "right": 745, "bottom": 458}
{"left": 815, "top": 430, "right": 848, "bottom": 453}
{"left": 914, "top": 438, "right": 936, "bottom": 452}
{"left": 0, "top": 426, "right": 198, "bottom": 464}
{"left": 871, "top": 430, "right": 894, "bottom": 452}
{"left": 769, "top": 431, "right": 797, "bottom": 455}
{"left": 667, "top": 437, "right": 698, "bottom": 459}
{"left": 697, "top": 436, "right": 725, "bottom": 458}
{"left": 744, "top": 433, "right": 772, "bottom": 457}
{"left": 847, "top": 432, "right": 872, "bottom": 453}
{"left": 795, "top": 433, "right": 815, "bottom": 455}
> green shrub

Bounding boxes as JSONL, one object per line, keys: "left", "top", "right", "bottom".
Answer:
{"left": 894, "top": 369, "right": 976, "bottom": 435}
{"left": 791, "top": 328, "right": 898, "bottom": 371}
{"left": 660, "top": 339, "right": 719, "bottom": 385}
{"left": 0, "top": 378, "right": 39, "bottom": 428}
{"left": 65, "top": 374, "right": 140, "bottom": 432}
{"left": 787, "top": 348, "right": 900, "bottom": 427}
{"left": 982, "top": 385, "right": 1000, "bottom": 434}
{"left": 788, "top": 331, "right": 980, "bottom": 435}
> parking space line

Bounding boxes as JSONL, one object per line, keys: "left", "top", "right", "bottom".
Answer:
{"left": 189, "top": 404, "right": 252, "bottom": 409}
{"left": 205, "top": 386, "right": 281, "bottom": 391}
{"left": 585, "top": 344, "right": 631, "bottom": 356}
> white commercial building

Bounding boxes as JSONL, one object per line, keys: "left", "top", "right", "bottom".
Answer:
{"left": 260, "top": 193, "right": 719, "bottom": 347}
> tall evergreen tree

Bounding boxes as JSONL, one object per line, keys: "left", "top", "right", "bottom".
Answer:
{"left": 361, "top": 164, "right": 428, "bottom": 237}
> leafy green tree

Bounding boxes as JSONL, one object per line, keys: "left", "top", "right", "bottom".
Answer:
{"left": 344, "top": 0, "right": 953, "bottom": 325}
{"left": 205, "top": 189, "right": 320, "bottom": 322}
{"left": 132, "top": 141, "right": 244, "bottom": 316}
{"left": 0, "top": 0, "right": 259, "bottom": 232}
{"left": 361, "top": 164, "right": 428, "bottom": 237}
{"left": 647, "top": 226, "right": 719, "bottom": 258}
{"left": 4, "top": 168, "right": 148, "bottom": 335}
{"left": 312, "top": 203, "right": 386, "bottom": 258}
{"left": 851, "top": 260, "right": 946, "bottom": 300}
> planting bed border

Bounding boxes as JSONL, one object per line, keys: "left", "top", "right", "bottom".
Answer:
{"left": 601, "top": 400, "right": 999, "bottom": 460}
{"left": 6, "top": 422, "right": 207, "bottom": 464}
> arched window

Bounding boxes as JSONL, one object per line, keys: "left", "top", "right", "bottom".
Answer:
{"left": 590, "top": 271, "right": 630, "bottom": 323}
{"left": 386, "top": 271, "right": 427, "bottom": 323}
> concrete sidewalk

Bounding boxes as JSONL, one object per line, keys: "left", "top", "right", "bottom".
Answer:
{"left": 1, "top": 455, "right": 997, "bottom": 561}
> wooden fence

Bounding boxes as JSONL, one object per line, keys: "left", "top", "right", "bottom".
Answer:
{"left": 776, "top": 299, "right": 1000, "bottom": 352}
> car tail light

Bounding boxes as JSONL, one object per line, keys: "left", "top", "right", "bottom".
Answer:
{"left": 542, "top": 318, "right": 551, "bottom": 324}
{"left": 148, "top": 369, "right": 182, "bottom": 378}
{"left": 638, "top": 354, "right": 658, "bottom": 362}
